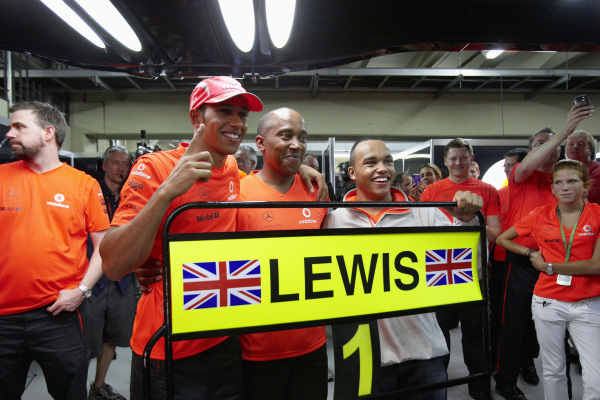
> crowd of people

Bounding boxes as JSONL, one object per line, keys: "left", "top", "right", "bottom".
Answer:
{"left": 1, "top": 75, "right": 599, "bottom": 400}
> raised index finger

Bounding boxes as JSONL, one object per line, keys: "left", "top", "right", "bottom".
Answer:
{"left": 185, "top": 123, "right": 205, "bottom": 156}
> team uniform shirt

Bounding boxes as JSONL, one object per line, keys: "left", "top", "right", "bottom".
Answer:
{"left": 421, "top": 177, "right": 500, "bottom": 219}
{"left": 514, "top": 202, "right": 600, "bottom": 302}
{"left": 506, "top": 163, "right": 556, "bottom": 249}
{"left": 0, "top": 161, "right": 109, "bottom": 315}
{"left": 112, "top": 144, "right": 240, "bottom": 360}
{"left": 237, "top": 173, "right": 327, "bottom": 361}
{"left": 322, "top": 187, "right": 464, "bottom": 366}
{"left": 587, "top": 160, "right": 600, "bottom": 205}
{"left": 493, "top": 185, "right": 510, "bottom": 262}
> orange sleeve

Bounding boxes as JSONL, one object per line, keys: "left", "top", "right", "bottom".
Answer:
{"left": 86, "top": 178, "right": 110, "bottom": 232}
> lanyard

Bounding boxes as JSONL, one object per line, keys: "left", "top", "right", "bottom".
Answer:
{"left": 556, "top": 203, "right": 585, "bottom": 262}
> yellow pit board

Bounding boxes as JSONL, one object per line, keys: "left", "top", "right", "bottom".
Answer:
{"left": 168, "top": 229, "right": 482, "bottom": 336}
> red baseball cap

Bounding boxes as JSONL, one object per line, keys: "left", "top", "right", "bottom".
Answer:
{"left": 189, "top": 76, "right": 263, "bottom": 112}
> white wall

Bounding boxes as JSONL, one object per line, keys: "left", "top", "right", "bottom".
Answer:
{"left": 66, "top": 90, "right": 600, "bottom": 154}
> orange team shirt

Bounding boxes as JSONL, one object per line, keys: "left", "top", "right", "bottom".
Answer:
{"left": 421, "top": 177, "right": 500, "bottom": 218}
{"left": 514, "top": 202, "right": 600, "bottom": 302}
{"left": 0, "top": 162, "right": 109, "bottom": 315}
{"left": 236, "top": 173, "right": 328, "bottom": 361}
{"left": 507, "top": 163, "right": 556, "bottom": 250}
{"left": 112, "top": 144, "right": 240, "bottom": 360}
{"left": 493, "top": 185, "right": 510, "bottom": 262}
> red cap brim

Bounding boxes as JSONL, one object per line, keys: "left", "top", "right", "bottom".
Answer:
{"left": 203, "top": 92, "right": 263, "bottom": 112}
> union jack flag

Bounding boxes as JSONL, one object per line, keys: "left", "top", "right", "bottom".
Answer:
{"left": 182, "top": 260, "right": 261, "bottom": 310}
{"left": 425, "top": 248, "right": 473, "bottom": 287}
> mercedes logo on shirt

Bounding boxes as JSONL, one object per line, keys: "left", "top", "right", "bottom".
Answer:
{"left": 263, "top": 211, "right": 274, "bottom": 222}
{"left": 199, "top": 187, "right": 209, "bottom": 200}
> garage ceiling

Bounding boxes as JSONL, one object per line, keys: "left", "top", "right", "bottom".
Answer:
{"left": 2, "top": 0, "right": 600, "bottom": 101}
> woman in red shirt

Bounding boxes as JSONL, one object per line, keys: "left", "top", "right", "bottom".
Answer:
{"left": 497, "top": 159, "right": 600, "bottom": 400}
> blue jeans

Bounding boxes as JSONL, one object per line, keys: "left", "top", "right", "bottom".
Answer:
{"left": 0, "top": 305, "right": 88, "bottom": 400}
{"left": 380, "top": 356, "right": 447, "bottom": 400}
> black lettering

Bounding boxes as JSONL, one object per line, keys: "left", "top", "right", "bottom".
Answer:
{"left": 270, "top": 259, "right": 299, "bottom": 302}
{"left": 336, "top": 254, "right": 378, "bottom": 295}
{"left": 394, "top": 251, "right": 419, "bottom": 290}
{"left": 383, "top": 253, "right": 390, "bottom": 292}
{"left": 305, "top": 256, "right": 333, "bottom": 299}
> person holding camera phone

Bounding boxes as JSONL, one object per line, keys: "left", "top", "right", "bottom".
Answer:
{"left": 565, "top": 99, "right": 600, "bottom": 205}
{"left": 408, "top": 162, "right": 442, "bottom": 201}
{"left": 495, "top": 102, "right": 594, "bottom": 400}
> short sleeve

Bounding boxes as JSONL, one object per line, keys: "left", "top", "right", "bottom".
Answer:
{"left": 86, "top": 178, "right": 110, "bottom": 232}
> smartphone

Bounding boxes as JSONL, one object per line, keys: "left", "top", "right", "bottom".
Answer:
{"left": 412, "top": 174, "right": 421, "bottom": 185}
{"left": 574, "top": 94, "right": 589, "bottom": 106}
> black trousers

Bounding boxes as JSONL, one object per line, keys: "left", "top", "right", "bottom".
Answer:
{"left": 0, "top": 305, "right": 89, "bottom": 400}
{"left": 494, "top": 252, "right": 539, "bottom": 384}
{"left": 436, "top": 290, "right": 486, "bottom": 393}
{"left": 489, "top": 257, "right": 509, "bottom": 367}
{"left": 130, "top": 336, "right": 244, "bottom": 400}
{"left": 242, "top": 344, "right": 328, "bottom": 400}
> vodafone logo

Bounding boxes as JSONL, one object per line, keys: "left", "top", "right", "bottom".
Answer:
{"left": 132, "top": 163, "right": 151, "bottom": 179}
{"left": 299, "top": 208, "right": 316, "bottom": 225}
{"left": 47, "top": 193, "right": 69, "bottom": 208}
{"left": 584, "top": 225, "right": 592, "bottom": 232}
{"left": 227, "top": 181, "right": 237, "bottom": 200}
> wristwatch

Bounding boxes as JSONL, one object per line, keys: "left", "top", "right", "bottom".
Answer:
{"left": 78, "top": 284, "right": 92, "bottom": 299}
{"left": 546, "top": 263, "right": 554, "bottom": 276}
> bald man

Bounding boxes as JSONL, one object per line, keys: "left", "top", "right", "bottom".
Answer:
{"left": 236, "top": 108, "right": 328, "bottom": 400}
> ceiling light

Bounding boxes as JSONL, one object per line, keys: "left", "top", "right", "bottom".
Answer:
{"left": 74, "top": 0, "right": 142, "bottom": 52}
{"left": 219, "top": 0, "right": 256, "bottom": 53}
{"left": 266, "top": 0, "right": 296, "bottom": 48}
{"left": 483, "top": 50, "right": 504, "bottom": 59}
{"left": 40, "top": 0, "right": 105, "bottom": 48}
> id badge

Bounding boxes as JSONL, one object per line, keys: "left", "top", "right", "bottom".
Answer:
{"left": 557, "top": 274, "right": 572, "bottom": 286}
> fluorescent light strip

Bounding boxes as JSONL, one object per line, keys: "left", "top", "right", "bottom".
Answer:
{"left": 484, "top": 50, "right": 504, "bottom": 59}
{"left": 266, "top": 0, "right": 296, "bottom": 48}
{"left": 40, "top": 0, "right": 105, "bottom": 48}
{"left": 219, "top": 0, "right": 255, "bottom": 53}
{"left": 75, "top": 0, "right": 142, "bottom": 52}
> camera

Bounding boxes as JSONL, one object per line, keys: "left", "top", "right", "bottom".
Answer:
{"left": 574, "top": 94, "right": 589, "bottom": 106}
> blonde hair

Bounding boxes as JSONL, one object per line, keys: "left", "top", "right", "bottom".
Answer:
{"left": 419, "top": 163, "right": 442, "bottom": 180}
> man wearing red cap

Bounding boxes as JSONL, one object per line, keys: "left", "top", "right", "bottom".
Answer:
{"left": 101, "top": 76, "right": 263, "bottom": 400}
